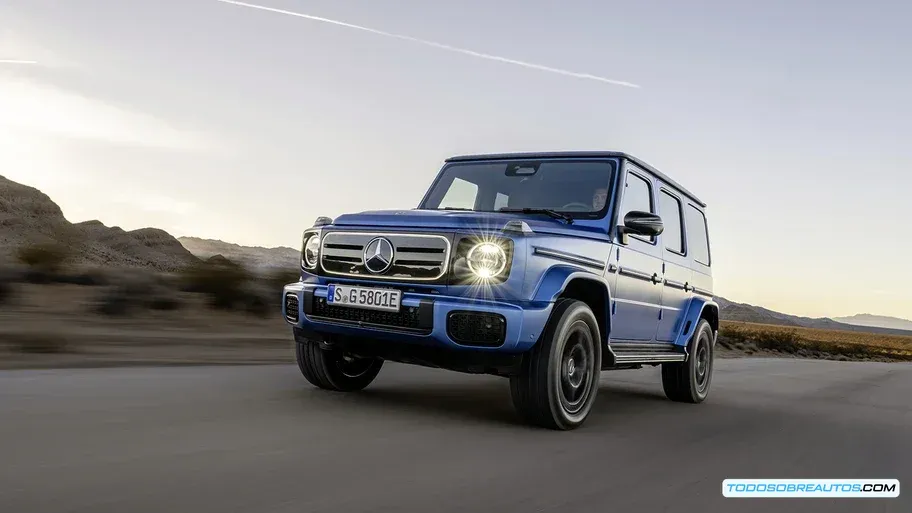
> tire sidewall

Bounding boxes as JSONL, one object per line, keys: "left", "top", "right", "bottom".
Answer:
{"left": 688, "top": 320, "right": 714, "bottom": 401}
{"left": 296, "top": 338, "right": 383, "bottom": 391}
{"left": 323, "top": 349, "right": 383, "bottom": 391}
{"left": 546, "top": 301, "right": 602, "bottom": 428}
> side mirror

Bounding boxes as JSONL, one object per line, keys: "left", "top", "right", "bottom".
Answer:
{"left": 619, "top": 211, "right": 663, "bottom": 244}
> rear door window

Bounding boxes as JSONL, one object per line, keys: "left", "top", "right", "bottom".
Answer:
{"left": 659, "top": 190, "right": 685, "bottom": 254}
{"left": 685, "top": 205, "right": 710, "bottom": 265}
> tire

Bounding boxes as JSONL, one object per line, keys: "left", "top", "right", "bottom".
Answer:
{"left": 661, "top": 318, "right": 714, "bottom": 403}
{"left": 509, "top": 299, "right": 602, "bottom": 430}
{"left": 295, "top": 337, "right": 383, "bottom": 392}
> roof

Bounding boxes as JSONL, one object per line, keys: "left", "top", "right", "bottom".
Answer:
{"left": 444, "top": 151, "right": 706, "bottom": 208}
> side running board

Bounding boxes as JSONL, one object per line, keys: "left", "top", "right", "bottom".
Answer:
{"left": 608, "top": 342, "right": 687, "bottom": 365}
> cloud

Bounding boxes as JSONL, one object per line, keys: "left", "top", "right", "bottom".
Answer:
{"left": 214, "top": 0, "right": 641, "bottom": 89}
{"left": 0, "top": 59, "right": 39, "bottom": 64}
{"left": 0, "top": 77, "right": 216, "bottom": 151}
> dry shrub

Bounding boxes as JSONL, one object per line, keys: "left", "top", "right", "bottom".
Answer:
{"left": 149, "top": 296, "right": 181, "bottom": 311}
{"left": 177, "top": 257, "right": 275, "bottom": 316}
{"left": 24, "top": 269, "right": 54, "bottom": 284}
{"left": 54, "top": 269, "right": 109, "bottom": 286}
{"left": 263, "top": 268, "right": 301, "bottom": 292}
{"left": 179, "top": 256, "right": 250, "bottom": 309}
{"left": 720, "top": 321, "right": 912, "bottom": 362}
{"left": 720, "top": 323, "right": 799, "bottom": 353}
{"left": 0, "top": 277, "right": 12, "bottom": 305}
{"left": 95, "top": 284, "right": 141, "bottom": 316}
{"left": 17, "top": 242, "right": 70, "bottom": 273}
{"left": 94, "top": 272, "right": 184, "bottom": 316}
{"left": 241, "top": 292, "right": 271, "bottom": 318}
{"left": 12, "top": 333, "right": 70, "bottom": 354}
{"left": 754, "top": 329, "right": 800, "bottom": 352}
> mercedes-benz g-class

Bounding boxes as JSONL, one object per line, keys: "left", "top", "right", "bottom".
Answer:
{"left": 283, "top": 151, "right": 718, "bottom": 430}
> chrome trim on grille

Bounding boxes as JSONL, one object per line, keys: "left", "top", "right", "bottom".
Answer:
{"left": 319, "top": 231, "right": 452, "bottom": 281}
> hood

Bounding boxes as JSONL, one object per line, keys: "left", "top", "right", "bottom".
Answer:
{"left": 329, "top": 209, "right": 606, "bottom": 237}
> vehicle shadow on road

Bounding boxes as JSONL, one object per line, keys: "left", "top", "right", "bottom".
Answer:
{"left": 295, "top": 376, "right": 674, "bottom": 429}
{"left": 337, "top": 380, "right": 526, "bottom": 427}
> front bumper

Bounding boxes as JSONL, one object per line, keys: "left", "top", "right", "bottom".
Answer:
{"left": 282, "top": 282, "right": 552, "bottom": 353}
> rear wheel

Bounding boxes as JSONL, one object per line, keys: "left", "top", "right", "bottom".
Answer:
{"left": 509, "top": 299, "right": 602, "bottom": 430}
{"left": 295, "top": 337, "right": 383, "bottom": 392}
{"left": 661, "top": 318, "right": 714, "bottom": 403}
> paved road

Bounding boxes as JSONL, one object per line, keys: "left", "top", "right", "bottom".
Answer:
{"left": 1, "top": 357, "right": 909, "bottom": 513}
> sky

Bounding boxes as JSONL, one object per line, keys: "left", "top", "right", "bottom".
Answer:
{"left": 1, "top": 0, "right": 910, "bottom": 319}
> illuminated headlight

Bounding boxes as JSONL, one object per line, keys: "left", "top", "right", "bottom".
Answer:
{"left": 466, "top": 242, "right": 507, "bottom": 279}
{"left": 302, "top": 233, "right": 320, "bottom": 269}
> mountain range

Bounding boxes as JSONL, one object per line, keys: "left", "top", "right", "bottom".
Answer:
{"left": 177, "top": 236, "right": 299, "bottom": 271}
{"left": 715, "top": 297, "right": 912, "bottom": 337}
{"left": 830, "top": 313, "right": 912, "bottom": 332}
{"left": 1, "top": 175, "right": 908, "bottom": 335}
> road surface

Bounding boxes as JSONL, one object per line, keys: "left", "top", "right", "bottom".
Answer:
{"left": 1, "top": 357, "right": 909, "bottom": 512}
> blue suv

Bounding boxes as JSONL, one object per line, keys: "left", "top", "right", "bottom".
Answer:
{"left": 283, "top": 151, "right": 718, "bottom": 430}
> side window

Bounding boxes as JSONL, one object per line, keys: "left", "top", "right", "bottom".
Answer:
{"left": 685, "top": 205, "right": 711, "bottom": 265}
{"left": 618, "top": 171, "right": 655, "bottom": 242}
{"left": 659, "top": 190, "right": 684, "bottom": 254}
{"left": 439, "top": 177, "right": 478, "bottom": 210}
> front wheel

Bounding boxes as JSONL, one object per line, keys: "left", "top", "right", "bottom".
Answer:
{"left": 509, "top": 299, "right": 602, "bottom": 430}
{"left": 296, "top": 338, "right": 383, "bottom": 392}
{"left": 661, "top": 318, "right": 714, "bottom": 403}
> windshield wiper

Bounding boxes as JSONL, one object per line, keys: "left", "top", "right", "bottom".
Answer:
{"left": 499, "top": 207, "right": 573, "bottom": 224}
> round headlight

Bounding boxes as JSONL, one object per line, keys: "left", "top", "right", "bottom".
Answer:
{"left": 466, "top": 242, "right": 507, "bottom": 279}
{"left": 303, "top": 234, "right": 320, "bottom": 268}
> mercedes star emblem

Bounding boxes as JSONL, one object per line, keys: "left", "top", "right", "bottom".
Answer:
{"left": 363, "top": 237, "right": 394, "bottom": 274}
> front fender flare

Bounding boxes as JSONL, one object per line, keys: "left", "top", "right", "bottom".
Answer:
{"left": 531, "top": 264, "right": 611, "bottom": 303}
{"left": 530, "top": 264, "right": 613, "bottom": 340}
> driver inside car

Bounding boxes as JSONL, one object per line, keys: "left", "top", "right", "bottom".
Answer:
{"left": 592, "top": 187, "right": 608, "bottom": 210}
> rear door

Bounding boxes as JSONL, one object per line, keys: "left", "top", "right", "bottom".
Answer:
{"left": 656, "top": 187, "right": 693, "bottom": 342}
{"left": 610, "top": 166, "right": 664, "bottom": 342}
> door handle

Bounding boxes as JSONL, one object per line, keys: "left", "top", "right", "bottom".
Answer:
{"left": 684, "top": 282, "right": 691, "bottom": 292}
{"left": 652, "top": 273, "right": 661, "bottom": 285}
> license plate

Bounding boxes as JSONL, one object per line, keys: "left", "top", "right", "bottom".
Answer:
{"left": 326, "top": 284, "right": 401, "bottom": 312}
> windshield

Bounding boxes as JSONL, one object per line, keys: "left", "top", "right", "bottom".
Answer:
{"left": 420, "top": 159, "right": 617, "bottom": 218}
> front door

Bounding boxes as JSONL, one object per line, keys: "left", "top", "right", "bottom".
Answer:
{"left": 610, "top": 168, "right": 663, "bottom": 342}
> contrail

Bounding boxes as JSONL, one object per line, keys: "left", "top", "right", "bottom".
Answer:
{"left": 214, "top": 0, "right": 640, "bottom": 89}
{"left": 0, "top": 60, "right": 38, "bottom": 65}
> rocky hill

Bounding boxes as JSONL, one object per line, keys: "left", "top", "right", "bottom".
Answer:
{"left": 0, "top": 175, "right": 198, "bottom": 271}
{"left": 178, "top": 236, "right": 299, "bottom": 270}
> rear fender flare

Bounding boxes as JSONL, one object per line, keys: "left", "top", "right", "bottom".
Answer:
{"left": 674, "top": 296, "right": 719, "bottom": 348}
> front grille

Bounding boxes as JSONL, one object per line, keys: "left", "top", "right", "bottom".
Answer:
{"left": 447, "top": 311, "right": 507, "bottom": 347}
{"left": 309, "top": 296, "right": 433, "bottom": 333}
{"left": 320, "top": 231, "right": 451, "bottom": 282}
{"left": 284, "top": 293, "right": 299, "bottom": 322}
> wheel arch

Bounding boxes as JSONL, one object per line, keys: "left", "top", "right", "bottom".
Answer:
{"left": 533, "top": 265, "right": 612, "bottom": 346}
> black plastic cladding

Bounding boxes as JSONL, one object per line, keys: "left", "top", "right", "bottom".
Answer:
{"left": 447, "top": 311, "right": 507, "bottom": 347}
